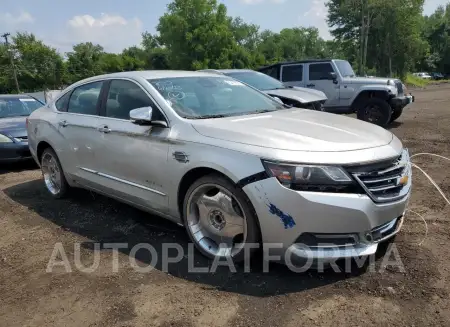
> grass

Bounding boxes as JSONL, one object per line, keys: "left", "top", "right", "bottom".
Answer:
{"left": 404, "top": 74, "right": 450, "bottom": 88}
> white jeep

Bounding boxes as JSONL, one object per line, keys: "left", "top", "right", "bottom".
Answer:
{"left": 258, "top": 59, "right": 414, "bottom": 127}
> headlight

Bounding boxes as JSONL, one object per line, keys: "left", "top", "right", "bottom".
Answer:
{"left": 0, "top": 134, "right": 13, "bottom": 143}
{"left": 262, "top": 160, "right": 361, "bottom": 193}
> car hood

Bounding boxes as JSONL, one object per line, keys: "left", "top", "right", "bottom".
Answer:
{"left": 191, "top": 109, "right": 393, "bottom": 152}
{"left": 263, "top": 87, "right": 327, "bottom": 103}
{"left": 344, "top": 77, "right": 400, "bottom": 85}
{"left": 0, "top": 116, "right": 27, "bottom": 138}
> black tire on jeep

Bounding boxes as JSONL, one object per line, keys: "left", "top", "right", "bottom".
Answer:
{"left": 390, "top": 107, "right": 403, "bottom": 123}
{"left": 356, "top": 97, "right": 393, "bottom": 127}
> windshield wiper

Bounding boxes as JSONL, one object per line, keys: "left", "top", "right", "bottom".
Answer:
{"left": 190, "top": 114, "right": 228, "bottom": 119}
{"left": 249, "top": 109, "right": 278, "bottom": 114}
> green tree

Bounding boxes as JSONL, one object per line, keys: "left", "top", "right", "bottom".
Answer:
{"left": 157, "top": 0, "right": 237, "bottom": 69}
{"left": 11, "top": 33, "right": 65, "bottom": 91}
{"left": 66, "top": 42, "right": 104, "bottom": 83}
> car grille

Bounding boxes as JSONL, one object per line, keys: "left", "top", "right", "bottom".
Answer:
{"left": 395, "top": 81, "right": 404, "bottom": 96}
{"left": 346, "top": 149, "right": 411, "bottom": 203}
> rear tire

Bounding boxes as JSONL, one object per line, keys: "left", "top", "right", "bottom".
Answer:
{"left": 182, "top": 173, "right": 261, "bottom": 263}
{"left": 356, "top": 98, "right": 392, "bottom": 127}
{"left": 40, "top": 148, "right": 70, "bottom": 199}
{"left": 390, "top": 107, "right": 403, "bottom": 122}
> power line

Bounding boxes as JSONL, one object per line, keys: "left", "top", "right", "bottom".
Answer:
{"left": 1, "top": 32, "right": 20, "bottom": 93}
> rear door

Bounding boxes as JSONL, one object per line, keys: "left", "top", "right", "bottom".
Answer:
{"left": 92, "top": 78, "right": 170, "bottom": 213}
{"left": 55, "top": 80, "right": 106, "bottom": 185}
{"left": 306, "top": 62, "right": 340, "bottom": 107}
{"left": 280, "top": 64, "right": 305, "bottom": 87}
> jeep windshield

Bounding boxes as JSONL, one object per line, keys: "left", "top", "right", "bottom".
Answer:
{"left": 335, "top": 60, "right": 356, "bottom": 78}
{"left": 148, "top": 76, "right": 285, "bottom": 119}
{"left": 224, "top": 71, "right": 286, "bottom": 91}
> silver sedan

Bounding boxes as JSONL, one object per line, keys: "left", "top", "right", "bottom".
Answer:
{"left": 27, "top": 71, "right": 411, "bottom": 265}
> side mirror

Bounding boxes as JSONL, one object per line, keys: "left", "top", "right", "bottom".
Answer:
{"left": 272, "top": 96, "right": 284, "bottom": 104}
{"left": 130, "top": 106, "right": 168, "bottom": 127}
{"left": 130, "top": 107, "right": 153, "bottom": 125}
{"left": 329, "top": 72, "right": 338, "bottom": 84}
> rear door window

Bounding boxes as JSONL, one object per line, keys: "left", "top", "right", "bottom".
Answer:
{"left": 281, "top": 65, "right": 303, "bottom": 82}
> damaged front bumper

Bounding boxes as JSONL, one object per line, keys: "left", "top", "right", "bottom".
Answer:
{"left": 243, "top": 177, "right": 410, "bottom": 266}
{"left": 390, "top": 94, "right": 414, "bottom": 107}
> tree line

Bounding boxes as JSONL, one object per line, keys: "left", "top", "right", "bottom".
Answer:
{"left": 0, "top": 0, "right": 449, "bottom": 94}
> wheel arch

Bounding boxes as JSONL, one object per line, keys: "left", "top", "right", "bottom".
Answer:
{"left": 36, "top": 140, "right": 54, "bottom": 163}
{"left": 351, "top": 89, "right": 391, "bottom": 111}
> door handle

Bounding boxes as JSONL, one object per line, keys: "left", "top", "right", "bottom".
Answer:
{"left": 97, "top": 125, "right": 111, "bottom": 133}
{"left": 306, "top": 84, "right": 315, "bottom": 87}
{"left": 58, "top": 120, "right": 68, "bottom": 127}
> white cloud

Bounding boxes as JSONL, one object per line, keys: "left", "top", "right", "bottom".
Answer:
{"left": 0, "top": 11, "right": 34, "bottom": 29}
{"left": 51, "top": 13, "right": 143, "bottom": 53}
{"left": 302, "top": 0, "right": 332, "bottom": 40}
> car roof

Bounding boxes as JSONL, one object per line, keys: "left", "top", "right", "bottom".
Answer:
{"left": 200, "top": 69, "right": 257, "bottom": 74}
{"left": 0, "top": 94, "right": 34, "bottom": 100}
{"left": 73, "top": 70, "right": 222, "bottom": 87}
{"left": 259, "top": 59, "right": 333, "bottom": 70}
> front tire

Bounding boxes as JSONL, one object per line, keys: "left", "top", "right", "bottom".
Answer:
{"left": 356, "top": 98, "right": 392, "bottom": 127}
{"left": 390, "top": 107, "right": 403, "bottom": 122}
{"left": 41, "top": 148, "right": 70, "bottom": 199}
{"left": 182, "top": 174, "right": 260, "bottom": 262}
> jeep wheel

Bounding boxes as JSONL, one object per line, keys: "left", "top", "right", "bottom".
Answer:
{"left": 357, "top": 98, "right": 392, "bottom": 127}
{"left": 390, "top": 107, "right": 403, "bottom": 123}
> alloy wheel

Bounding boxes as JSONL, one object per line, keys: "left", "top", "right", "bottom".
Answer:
{"left": 41, "top": 152, "right": 62, "bottom": 195}
{"left": 186, "top": 183, "right": 247, "bottom": 258}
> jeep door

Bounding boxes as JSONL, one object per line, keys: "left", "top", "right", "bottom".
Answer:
{"left": 92, "top": 78, "right": 170, "bottom": 213}
{"left": 306, "top": 62, "right": 340, "bottom": 107}
{"left": 280, "top": 64, "right": 305, "bottom": 87}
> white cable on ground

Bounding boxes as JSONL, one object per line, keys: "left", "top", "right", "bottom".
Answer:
{"left": 410, "top": 152, "right": 450, "bottom": 161}
{"left": 404, "top": 209, "right": 428, "bottom": 246}
{"left": 411, "top": 163, "right": 450, "bottom": 207}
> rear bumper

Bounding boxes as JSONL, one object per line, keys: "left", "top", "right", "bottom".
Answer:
{"left": 0, "top": 143, "right": 32, "bottom": 163}
{"left": 390, "top": 94, "right": 414, "bottom": 107}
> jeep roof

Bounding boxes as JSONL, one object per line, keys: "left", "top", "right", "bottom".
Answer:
{"left": 259, "top": 59, "right": 334, "bottom": 70}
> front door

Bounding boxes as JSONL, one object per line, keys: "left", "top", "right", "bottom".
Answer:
{"left": 92, "top": 79, "right": 170, "bottom": 213}
{"left": 306, "top": 62, "right": 340, "bottom": 107}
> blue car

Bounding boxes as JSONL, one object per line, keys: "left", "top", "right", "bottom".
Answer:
{"left": 0, "top": 94, "right": 44, "bottom": 163}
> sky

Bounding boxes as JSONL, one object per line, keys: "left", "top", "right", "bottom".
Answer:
{"left": 0, "top": 0, "right": 448, "bottom": 54}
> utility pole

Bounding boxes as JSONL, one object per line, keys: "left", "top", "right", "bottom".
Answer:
{"left": 1, "top": 32, "right": 20, "bottom": 93}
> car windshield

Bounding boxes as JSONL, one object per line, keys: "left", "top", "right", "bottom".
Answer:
{"left": 225, "top": 71, "right": 285, "bottom": 91}
{"left": 148, "top": 76, "right": 285, "bottom": 119}
{"left": 334, "top": 60, "right": 356, "bottom": 77}
{"left": 0, "top": 97, "right": 43, "bottom": 118}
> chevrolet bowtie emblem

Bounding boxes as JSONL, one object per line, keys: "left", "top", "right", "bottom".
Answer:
{"left": 398, "top": 175, "right": 408, "bottom": 185}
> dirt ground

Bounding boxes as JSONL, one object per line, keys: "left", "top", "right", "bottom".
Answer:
{"left": 1, "top": 84, "right": 450, "bottom": 327}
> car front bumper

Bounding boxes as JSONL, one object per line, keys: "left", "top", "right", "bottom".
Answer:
{"left": 390, "top": 94, "right": 414, "bottom": 107}
{"left": 243, "top": 175, "right": 411, "bottom": 266}
{"left": 0, "top": 142, "right": 32, "bottom": 163}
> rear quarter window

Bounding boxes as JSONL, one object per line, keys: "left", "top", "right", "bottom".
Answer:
{"left": 55, "top": 92, "right": 71, "bottom": 112}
